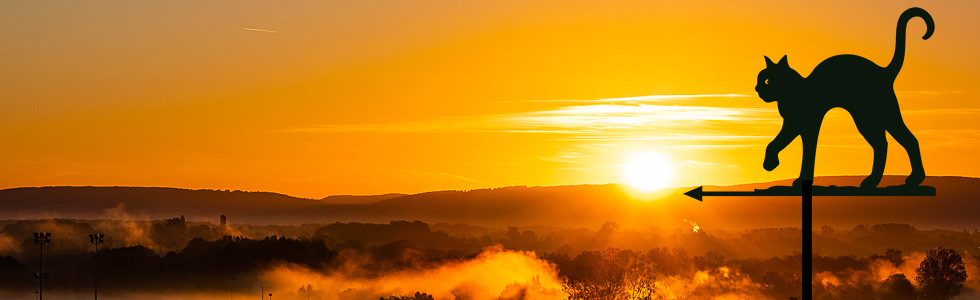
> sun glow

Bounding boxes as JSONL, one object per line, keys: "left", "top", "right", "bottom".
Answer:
{"left": 621, "top": 151, "right": 675, "bottom": 191}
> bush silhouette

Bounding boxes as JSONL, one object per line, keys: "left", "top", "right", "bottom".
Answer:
{"left": 915, "top": 247, "right": 967, "bottom": 300}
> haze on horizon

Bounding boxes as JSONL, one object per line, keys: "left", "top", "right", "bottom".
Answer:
{"left": 2, "top": 1, "right": 979, "bottom": 198}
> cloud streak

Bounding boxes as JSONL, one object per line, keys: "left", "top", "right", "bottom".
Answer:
{"left": 284, "top": 92, "right": 980, "bottom": 146}
{"left": 502, "top": 104, "right": 764, "bottom": 129}
{"left": 281, "top": 94, "right": 776, "bottom": 142}
{"left": 496, "top": 94, "right": 753, "bottom": 104}
{"left": 242, "top": 27, "right": 283, "bottom": 34}
{"left": 403, "top": 170, "right": 493, "bottom": 185}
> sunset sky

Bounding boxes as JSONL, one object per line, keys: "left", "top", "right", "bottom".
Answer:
{"left": 2, "top": 1, "right": 979, "bottom": 198}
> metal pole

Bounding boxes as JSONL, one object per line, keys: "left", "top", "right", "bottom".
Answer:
{"left": 90, "top": 234, "right": 104, "bottom": 300}
{"left": 95, "top": 241, "right": 98, "bottom": 300}
{"left": 33, "top": 232, "right": 50, "bottom": 300}
{"left": 38, "top": 242, "right": 42, "bottom": 300}
{"left": 803, "top": 180, "right": 813, "bottom": 300}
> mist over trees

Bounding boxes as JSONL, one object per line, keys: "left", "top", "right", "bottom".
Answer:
{"left": 880, "top": 273, "right": 917, "bottom": 300}
{"left": 0, "top": 218, "right": 977, "bottom": 299}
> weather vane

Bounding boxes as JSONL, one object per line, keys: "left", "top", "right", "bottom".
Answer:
{"left": 682, "top": 7, "right": 937, "bottom": 300}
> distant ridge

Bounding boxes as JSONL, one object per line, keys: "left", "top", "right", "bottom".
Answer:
{"left": 1, "top": 176, "right": 977, "bottom": 229}
{"left": 320, "top": 193, "right": 407, "bottom": 205}
{"left": 0, "top": 186, "right": 321, "bottom": 224}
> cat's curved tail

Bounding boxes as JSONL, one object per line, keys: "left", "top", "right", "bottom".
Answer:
{"left": 887, "top": 7, "right": 934, "bottom": 76}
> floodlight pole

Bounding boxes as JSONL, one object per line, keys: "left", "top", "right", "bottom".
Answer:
{"left": 89, "top": 234, "right": 104, "bottom": 300}
{"left": 33, "top": 232, "right": 51, "bottom": 300}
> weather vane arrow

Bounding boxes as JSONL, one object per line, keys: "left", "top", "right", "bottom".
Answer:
{"left": 683, "top": 186, "right": 772, "bottom": 202}
{"left": 684, "top": 184, "right": 935, "bottom": 202}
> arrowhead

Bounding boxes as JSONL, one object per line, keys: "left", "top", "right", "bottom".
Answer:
{"left": 684, "top": 186, "right": 703, "bottom": 202}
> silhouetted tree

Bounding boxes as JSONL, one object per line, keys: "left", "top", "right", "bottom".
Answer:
{"left": 885, "top": 249, "right": 904, "bottom": 267}
{"left": 506, "top": 227, "right": 521, "bottom": 242}
{"left": 871, "top": 249, "right": 904, "bottom": 267}
{"left": 879, "top": 273, "right": 916, "bottom": 300}
{"left": 820, "top": 225, "right": 835, "bottom": 236}
{"left": 915, "top": 247, "right": 967, "bottom": 300}
{"left": 693, "top": 251, "right": 725, "bottom": 270}
{"left": 379, "top": 291, "right": 434, "bottom": 300}
{"left": 622, "top": 258, "right": 657, "bottom": 300}
{"left": 561, "top": 249, "right": 657, "bottom": 300}
{"left": 818, "top": 282, "right": 875, "bottom": 300}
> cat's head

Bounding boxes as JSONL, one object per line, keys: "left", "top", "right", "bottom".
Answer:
{"left": 755, "top": 55, "right": 801, "bottom": 103}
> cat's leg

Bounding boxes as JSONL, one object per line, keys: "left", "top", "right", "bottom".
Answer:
{"left": 795, "top": 121, "right": 822, "bottom": 187}
{"left": 887, "top": 118, "right": 925, "bottom": 186}
{"left": 765, "top": 121, "right": 799, "bottom": 172}
{"left": 856, "top": 120, "right": 887, "bottom": 189}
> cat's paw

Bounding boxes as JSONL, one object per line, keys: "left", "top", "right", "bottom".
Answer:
{"left": 905, "top": 170, "right": 925, "bottom": 186}
{"left": 763, "top": 156, "right": 779, "bottom": 171}
{"left": 860, "top": 175, "right": 882, "bottom": 189}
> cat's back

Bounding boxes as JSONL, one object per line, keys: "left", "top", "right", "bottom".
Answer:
{"left": 809, "top": 55, "right": 889, "bottom": 83}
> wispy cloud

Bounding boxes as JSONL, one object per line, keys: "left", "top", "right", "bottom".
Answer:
{"left": 495, "top": 94, "right": 752, "bottom": 104}
{"left": 549, "top": 134, "right": 771, "bottom": 141}
{"left": 242, "top": 27, "right": 283, "bottom": 34}
{"left": 402, "top": 170, "right": 492, "bottom": 185}
{"left": 913, "top": 129, "right": 980, "bottom": 147}
{"left": 903, "top": 108, "right": 980, "bottom": 116}
{"left": 895, "top": 90, "right": 965, "bottom": 96}
{"left": 280, "top": 94, "right": 777, "bottom": 142}
{"left": 501, "top": 104, "right": 769, "bottom": 131}
{"left": 537, "top": 151, "right": 583, "bottom": 163}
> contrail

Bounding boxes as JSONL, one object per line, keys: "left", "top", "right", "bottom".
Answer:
{"left": 242, "top": 27, "right": 282, "bottom": 34}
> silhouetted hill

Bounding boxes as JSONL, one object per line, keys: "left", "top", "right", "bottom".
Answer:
{"left": 0, "top": 186, "right": 323, "bottom": 224}
{"left": 1, "top": 176, "right": 977, "bottom": 229}
{"left": 320, "top": 193, "right": 407, "bottom": 204}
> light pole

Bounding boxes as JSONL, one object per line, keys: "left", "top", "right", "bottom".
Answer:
{"left": 229, "top": 276, "right": 235, "bottom": 300}
{"left": 33, "top": 232, "right": 51, "bottom": 300}
{"left": 269, "top": 293, "right": 272, "bottom": 300}
{"left": 89, "top": 234, "right": 104, "bottom": 300}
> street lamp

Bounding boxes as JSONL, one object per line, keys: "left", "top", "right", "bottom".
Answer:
{"left": 269, "top": 293, "right": 273, "bottom": 300}
{"left": 89, "top": 234, "right": 104, "bottom": 300}
{"left": 33, "top": 232, "right": 51, "bottom": 300}
{"left": 229, "top": 276, "right": 236, "bottom": 300}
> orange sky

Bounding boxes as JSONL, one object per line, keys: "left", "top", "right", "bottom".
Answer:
{"left": 2, "top": 1, "right": 979, "bottom": 198}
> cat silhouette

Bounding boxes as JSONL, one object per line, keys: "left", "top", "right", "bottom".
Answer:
{"left": 755, "top": 7, "right": 933, "bottom": 188}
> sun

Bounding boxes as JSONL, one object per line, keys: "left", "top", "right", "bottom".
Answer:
{"left": 621, "top": 151, "right": 675, "bottom": 191}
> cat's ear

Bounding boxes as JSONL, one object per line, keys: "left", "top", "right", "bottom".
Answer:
{"left": 765, "top": 56, "right": 775, "bottom": 68}
{"left": 777, "top": 55, "right": 788, "bottom": 66}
